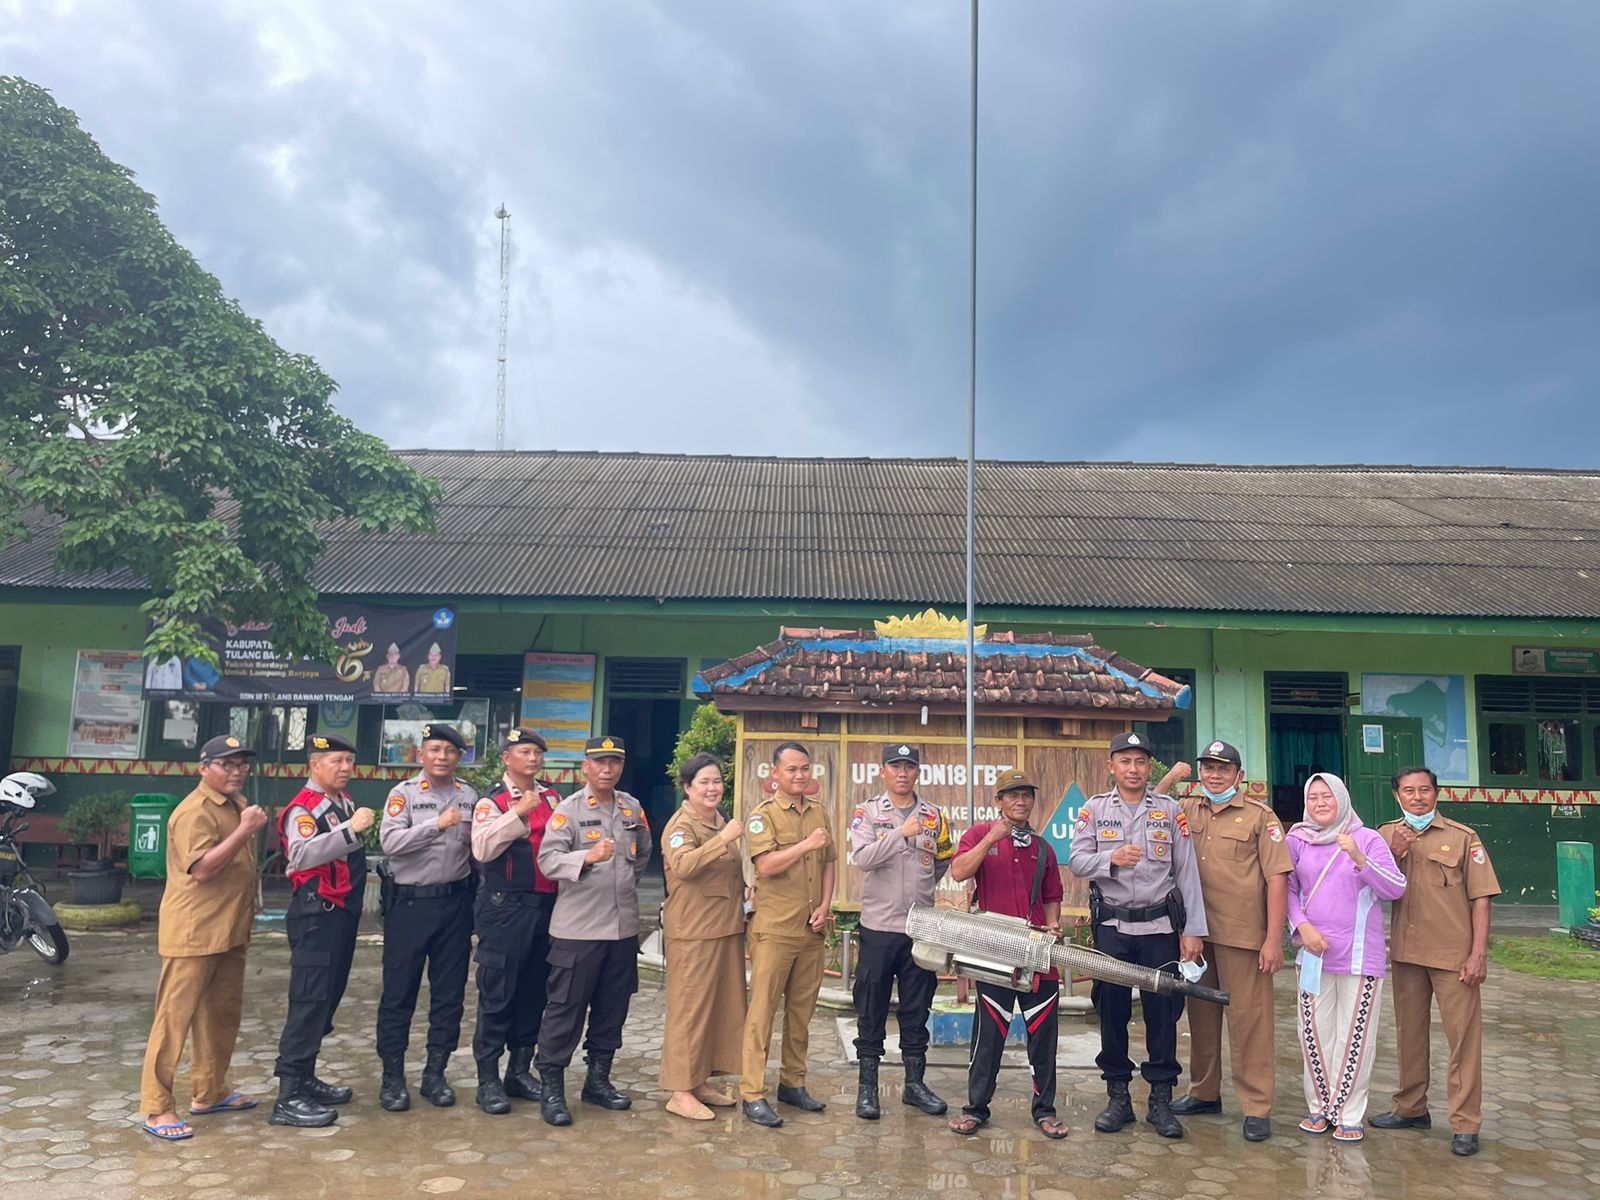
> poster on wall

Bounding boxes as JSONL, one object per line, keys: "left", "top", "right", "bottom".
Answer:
{"left": 68, "top": 650, "right": 146, "bottom": 759}
{"left": 521, "top": 653, "right": 597, "bottom": 760}
{"left": 380, "top": 699, "right": 489, "bottom": 766}
{"left": 143, "top": 603, "right": 457, "bottom": 704}
{"left": 1361, "top": 673, "right": 1468, "bottom": 780}
{"left": 1513, "top": 647, "right": 1600, "bottom": 676}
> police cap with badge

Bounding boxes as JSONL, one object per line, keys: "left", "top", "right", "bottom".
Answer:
{"left": 1197, "top": 739, "right": 1242, "bottom": 767}
{"left": 1108, "top": 731, "right": 1152, "bottom": 757}
{"left": 307, "top": 733, "right": 357, "bottom": 755}
{"left": 420, "top": 722, "right": 468, "bottom": 752}
{"left": 585, "top": 735, "right": 626, "bottom": 759}
{"left": 882, "top": 743, "right": 920, "bottom": 767}
{"left": 502, "top": 727, "right": 548, "bottom": 752}
{"left": 200, "top": 734, "right": 257, "bottom": 763}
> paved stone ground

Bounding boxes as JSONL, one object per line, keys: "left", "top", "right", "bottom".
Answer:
{"left": 3, "top": 910, "right": 1598, "bottom": 1200}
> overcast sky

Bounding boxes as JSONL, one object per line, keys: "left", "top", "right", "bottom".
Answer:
{"left": 6, "top": 1, "right": 1598, "bottom": 466}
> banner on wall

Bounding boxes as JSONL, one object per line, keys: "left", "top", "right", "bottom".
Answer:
{"left": 1361, "top": 672, "right": 1468, "bottom": 780}
{"left": 143, "top": 604, "right": 457, "bottom": 705}
{"left": 68, "top": 650, "right": 146, "bottom": 759}
{"left": 521, "top": 653, "right": 596, "bottom": 760}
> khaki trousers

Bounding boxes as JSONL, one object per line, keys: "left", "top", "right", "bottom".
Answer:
{"left": 740, "top": 930, "right": 824, "bottom": 1102}
{"left": 1185, "top": 940, "right": 1277, "bottom": 1117}
{"left": 139, "top": 947, "right": 248, "bottom": 1114}
{"left": 1390, "top": 961, "right": 1485, "bottom": 1134}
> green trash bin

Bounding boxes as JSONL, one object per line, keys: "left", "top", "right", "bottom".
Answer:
{"left": 127, "top": 794, "right": 181, "bottom": 880}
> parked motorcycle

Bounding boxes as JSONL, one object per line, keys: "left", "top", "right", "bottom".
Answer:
{"left": 0, "top": 771, "right": 70, "bottom": 965}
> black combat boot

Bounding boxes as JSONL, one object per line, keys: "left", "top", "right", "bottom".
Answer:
{"left": 302, "top": 1076, "right": 352, "bottom": 1105}
{"left": 580, "top": 1051, "right": 632, "bottom": 1110}
{"left": 378, "top": 1055, "right": 410, "bottom": 1112}
{"left": 855, "top": 1056, "right": 881, "bottom": 1120}
{"left": 504, "top": 1046, "right": 543, "bottom": 1101}
{"left": 1146, "top": 1083, "right": 1185, "bottom": 1139}
{"left": 1094, "top": 1080, "right": 1136, "bottom": 1133}
{"left": 901, "top": 1052, "right": 947, "bottom": 1115}
{"left": 268, "top": 1075, "right": 338, "bottom": 1128}
{"left": 540, "top": 1066, "right": 573, "bottom": 1127}
{"left": 475, "top": 1058, "right": 511, "bottom": 1115}
{"left": 418, "top": 1048, "right": 456, "bottom": 1107}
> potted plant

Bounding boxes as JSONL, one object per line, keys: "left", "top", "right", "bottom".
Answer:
{"left": 59, "top": 791, "right": 131, "bottom": 905}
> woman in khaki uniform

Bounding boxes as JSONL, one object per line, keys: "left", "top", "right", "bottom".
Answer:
{"left": 660, "top": 753, "right": 747, "bottom": 1120}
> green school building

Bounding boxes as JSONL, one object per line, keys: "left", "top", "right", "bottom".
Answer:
{"left": 4, "top": 451, "right": 1599, "bottom": 903}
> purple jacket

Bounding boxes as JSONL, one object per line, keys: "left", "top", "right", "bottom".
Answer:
{"left": 1287, "top": 828, "right": 1406, "bottom": 977}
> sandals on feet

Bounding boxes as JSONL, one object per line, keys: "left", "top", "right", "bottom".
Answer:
{"left": 1036, "top": 1115, "right": 1070, "bottom": 1140}
{"left": 141, "top": 1121, "right": 194, "bottom": 1141}
{"left": 189, "top": 1092, "right": 257, "bottom": 1115}
{"left": 1333, "top": 1124, "right": 1364, "bottom": 1143}
{"left": 1299, "top": 1114, "right": 1330, "bottom": 1135}
{"left": 949, "top": 1113, "right": 989, "bottom": 1136}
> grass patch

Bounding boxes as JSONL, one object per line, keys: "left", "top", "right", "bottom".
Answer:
{"left": 1488, "top": 935, "right": 1600, "bottom": 981}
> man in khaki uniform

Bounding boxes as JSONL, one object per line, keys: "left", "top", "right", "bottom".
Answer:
{"left": 1370, "top": 766, "right": 1501, "bottom": 1157}
{"left": 740, "top": 741, "right": 836, "bottom": 1128}
{"left": 138, "top": 736, "right": 267, "bottom": 1141}
{"left": 1165, "top": 740, "right": 1290, "bottom": 1143}
{"left": 372, "top": 643, "right": 409, "bottom": 694}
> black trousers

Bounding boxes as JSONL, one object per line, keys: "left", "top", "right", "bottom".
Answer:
{"left": 274, "top": 896, "right": 360, "bottom": 1078}
{"left": 964, "top": 979, "right": 1060, "bottom": 1123}
{"left": 1090, "top": 922, "right": 1184, "bottom": 1085}
{"left": 852, "top": 927, "right": 937, "bottom": 1059}
{"left": 375, "top": 889, "right": 472, "bottom": 1060}
{"left": 534, "top": 936, "right": 639, "bottom": 1071}
{"left": 472, "top": 889, "right": 553, "bottom": 1065}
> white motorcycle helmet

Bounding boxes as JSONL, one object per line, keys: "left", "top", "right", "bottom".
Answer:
{"left": 0, "top": 772, "right": 55, "bottom": 810}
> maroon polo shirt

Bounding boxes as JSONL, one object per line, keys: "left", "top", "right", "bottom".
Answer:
{"left": 958, "top": 821, "right": 1065, "bottom": 985}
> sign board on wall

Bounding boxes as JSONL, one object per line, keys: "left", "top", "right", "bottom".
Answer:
{"left": 521, "top": 653, "right": 597, "bottom": 760}
{"left": 144, "top": 604, "right": 458, "bottom": 704}
{"left": 1513, "top": 647, "right": 1600, "bottom": 676}
{"left": 68, "top": 650, "right": 145, "bottom": 759}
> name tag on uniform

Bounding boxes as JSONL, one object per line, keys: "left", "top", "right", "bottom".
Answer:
{"left": 579, "top": 819, "right": 602, "bottom": 828}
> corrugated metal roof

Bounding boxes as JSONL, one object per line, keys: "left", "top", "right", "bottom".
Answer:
{"left": 5, "top": 452, "right": 1600, "bottom": 619}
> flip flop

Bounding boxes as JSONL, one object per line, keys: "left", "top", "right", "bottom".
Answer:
{"left": 142, "top": 1121, "right": 194, "bottom": 1141}
{"left": 1036, "top": 1116, "right": 1070, "bottom": 1140}
{"left": 189, "top": 1092, "right": 257, "bottom": 1115}
{"left": 1299, "top": 1114, "right": 1330, "bottom": 1135}
{"left": 1333, "top": 1124, "right": 1365, "bottom": 1143}
{"left": 949, "top": 1113, "right": 989, "bottom": 1136}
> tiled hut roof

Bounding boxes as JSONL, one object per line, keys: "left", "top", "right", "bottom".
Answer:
{"left": 694, "top": 627, "right": 1191, "bottom": 717}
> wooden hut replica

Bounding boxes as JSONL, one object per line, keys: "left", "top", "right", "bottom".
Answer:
{"left": 693, "top": 611, "right": 1192, "bottom": 917}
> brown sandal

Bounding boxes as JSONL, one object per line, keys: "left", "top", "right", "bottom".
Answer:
{"left": 1037, "top": 1115, "right": 1070, "bottom": 1140}
{"left": 949, "top": 1113, "right": 989, "bottom": 1136}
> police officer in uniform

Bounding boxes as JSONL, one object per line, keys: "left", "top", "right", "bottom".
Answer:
{"left": 270, "top": 733, "right": 370, "bottom": 1127}
{"left": 1370, "top": 766, "right": 1502, "bottom": 1157}
{"left": 375, "top": 722, "right": 476, "bottom": 1111}
{"left": 740, "top": 741, "right": 836, "bottom": 1128}
{"left": 534, "top": 736, "right": 653, "bottom": 1126}
{"left": 1164, "top": 740, "right": 1290, "bottom": 1142}
{"left": 469, "top": 728, "right": 561, "bottom": 1114}
{"left": 1070, "top": 731, "right": 1208, "bottom": 1139}
{"left": 849, "top": 743, "right": 954, "bottom": 1121}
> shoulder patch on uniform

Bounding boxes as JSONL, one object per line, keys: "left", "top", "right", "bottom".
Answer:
{"left": 668, "top": 831, "right": 687, "bottom": 849}
{"left": 295, "top": 814, "right": 317, "bottom": 839}
{"left": 1076, "top": 810, "right": 1090, "bottom": 829}
{"left": 474, "top": 802, "right": 492, "bottom": 824}
{"left": 550, "top": 813, "right": 567, "bottom": 830}
{"left": 1470, "top": 844, "right": 1486, "bottom": 865}
{"left": 386, "top": 794, "right": 406, "bottom": 817}
{"left": 748, "top": 816, "right": 766, "bottom": 835}
{"left": 1268, "top": 825, "right": 1283, "bottom": 842}
{"left": 1175, "top": 812, "right": 1191, "bottom": 838}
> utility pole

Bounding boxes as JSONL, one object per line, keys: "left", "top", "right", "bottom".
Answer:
{"left": 495, "top": 204, "right": 511, "bottom": 451}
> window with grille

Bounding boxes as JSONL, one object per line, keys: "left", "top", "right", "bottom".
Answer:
{"left": 1476, "top": 674, "right": 1600, "bottom": 787}
{"left": 606, "top": 658, "right": 686, "bottom": 697}
{"left": 1267, "top": 672, "right": 1348, "bottom": 710}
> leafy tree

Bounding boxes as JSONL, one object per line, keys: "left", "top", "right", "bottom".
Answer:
{"left": 669, "top": 703, "right": 737, "bottom": 814}
{"left": 0, "top": 76, "right": 439, "bottom": 665}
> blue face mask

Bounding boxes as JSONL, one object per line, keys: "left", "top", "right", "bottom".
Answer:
{"left": 1402, "top": 809, "right": 1436, "bottom": 832}
{"left": 1203, "top": 787, "right": 1238, "bottom": 806}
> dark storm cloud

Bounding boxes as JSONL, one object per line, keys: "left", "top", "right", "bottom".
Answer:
{"left": 6, "top": 1, "right": 1597, "bottom": 465}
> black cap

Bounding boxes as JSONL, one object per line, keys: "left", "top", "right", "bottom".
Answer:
{"left": 503, "top": 727, "right": 548, "bottom": 752}
{"left": 420, "top": 723, "right": 468, "bottom": 751}
{"left": 882, "top": 743, "right": 920, "bottom": 767}
{"left": 200, "top": 734, "right": 256, "bottom": 763}
{"left": 307, "top": 733, "right": 356, "bottom": 755}
{"left": 1197, "top": 739, "right": 1242, "bottom": 766}
{"left": 585, "top": 735, "right": 626, "bottom": 759}
{"left": 1108, "top": 731, "right": 1152, "bottom": 757}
